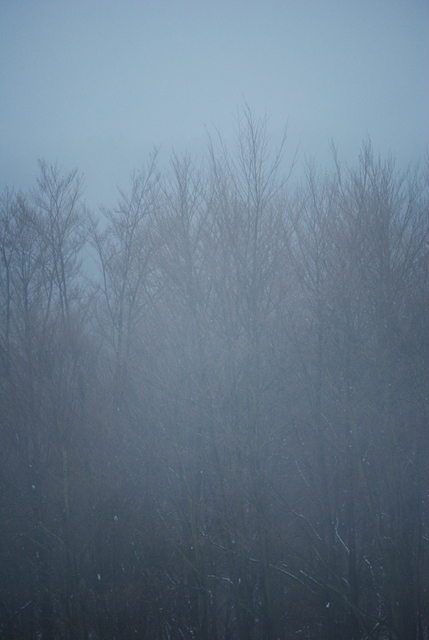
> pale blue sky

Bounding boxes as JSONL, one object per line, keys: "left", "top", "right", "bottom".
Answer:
{"left": 1, "top": 0, "right": 428, "bottom": 207}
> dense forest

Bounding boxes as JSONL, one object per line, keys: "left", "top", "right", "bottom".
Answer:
{"left": 1, "top": 109, "right": 428, "bottom": 640}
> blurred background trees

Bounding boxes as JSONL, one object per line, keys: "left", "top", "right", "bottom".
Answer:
{"left": 0, "top": 114, "right": 427, "bottom": 639}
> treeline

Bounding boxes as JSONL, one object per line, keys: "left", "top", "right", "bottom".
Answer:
{"left": 1, "top": 109, "right": 428, "bottom": 640}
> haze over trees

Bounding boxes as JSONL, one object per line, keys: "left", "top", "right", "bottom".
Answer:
{"left": 1, "top": 108, "right": 428, "bottom": 640}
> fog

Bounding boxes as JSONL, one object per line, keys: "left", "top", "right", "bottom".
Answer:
{"left": 1, "top": 2, "right": 428, "bottom": 639}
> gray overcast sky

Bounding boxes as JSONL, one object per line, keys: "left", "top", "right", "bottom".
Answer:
{"left": 1, "top": 0, "right": 428, "bottom": 208}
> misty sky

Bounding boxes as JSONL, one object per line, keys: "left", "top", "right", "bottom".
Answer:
{"left": 1, "top": 0, "right": 428, "bottom": 208}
